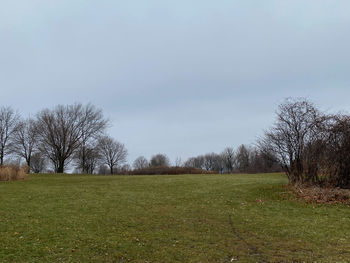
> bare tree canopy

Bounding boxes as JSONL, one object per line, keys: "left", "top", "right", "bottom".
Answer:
{"left": 133, "top": 156, "right": 149, "bottom": 170}
{"left": 36, "top": 103, "right": 108, "bottom": 173}
{"left": 221, "top": 147, "right": 236, "bottom": 173}
{"left": 203, "top": 153, "right": 218, "bottom": 171}
{"left": 97, "top": 136, "right": 128, "bottom": 174}
{"left": 30, "top": 152, "right": 47, "bottom": 173}
{"left": 11, "top": 118, "right": 38, "bottom": 169}
{"left": 0, "top": 106, "right": 20, "bottom": 165}
{"left": 259, "top": 98, "right": 350, "bottom": 187}
{"left": 184, "top": 156, "right": 204, "bottom": 169}
{"left": 236, "top": 145, "right": 251, "bottom": 172}
{"left": 150, "top": 154, "right": 170, "bottom": 167}
{"left": 77, "top": 104, "right": 109, "bottom": 173}
{"left": 74, "top": 143, "right": 101, "bottom": 174}
{"left": 259, "top": 98, "right": 323, "bottom": 183}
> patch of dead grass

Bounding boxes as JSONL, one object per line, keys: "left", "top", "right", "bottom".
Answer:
{"left": 290, "top": 185, "right": 350, "bottom": 204}
{"left": 0, "top": 165, "right": 29, "bottom": 181}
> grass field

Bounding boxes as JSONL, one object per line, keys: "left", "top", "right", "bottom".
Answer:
{"left": 0, "top": 173, "right": 349, "bottom": 262}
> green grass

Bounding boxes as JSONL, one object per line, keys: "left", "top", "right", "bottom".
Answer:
{"left": 0, "top": 173, "right": 349, "bottom": 262}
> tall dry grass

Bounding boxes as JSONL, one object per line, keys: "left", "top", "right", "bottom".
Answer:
{"left": 0, "top": 165, "right": 29, "bottom": 181}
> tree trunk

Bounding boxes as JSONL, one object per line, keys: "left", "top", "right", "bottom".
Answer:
{"left": 0, "top": 149, "right": 4, "bottom": 166}
{"left": 82, "top": 145, "right": 86, "bottom": 174}
{"left": 26, "top": 158, "right": 31, "bottom": 173}
{"left": 57, "top": 160, "right": 65, "bottom": 173}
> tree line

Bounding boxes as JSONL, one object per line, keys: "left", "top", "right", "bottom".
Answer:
{"left": 0, "top": 103, "right": 282, "bottom": 175}
{"left": 132, "top": 144, "right": 281, "bottom": 174}
{"left": 0, "top": 104, "right": 127, "bottom": 174}
{"left": 2, "top": 99, "right": 349, "bottom": 189}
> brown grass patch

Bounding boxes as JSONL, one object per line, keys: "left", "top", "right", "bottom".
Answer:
{"left": 290, "top": 185, "right": 350, "bottom": 204}
{"left": 0, "top": 165, "right": 29, "bottom": 181}
{"left": 130, "top": 166, "right": 216, "bottom": 175}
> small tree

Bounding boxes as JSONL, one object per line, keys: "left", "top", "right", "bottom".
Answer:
{"left": 97, "top": 136, "right": 128, "bottom": 174}
{"left": 235, "top": 145, "right": 251, "bottom": 172}
{"left": 11, "top": 118, "right": 38, "bottom": 170}
{"left": 221, "top": 147, "right": 236, "bottom": 173}
{"left": 150, "top": 154, "right": 170, "bottom": 167}
{"left": 133, "top": 156, "right": 149, "bottom": 169}
{"left": 184, "top": 155, "right": 204, "bottom": 169}
{"left": 203, "top": 153, "right": 218, "bottom": 171}
{"left": 74, "top": 143, "right": 101, "bottom": 174}
{"left": 0, "top": 107, "right": 20, "bottom": 165}
{"left": 30, "top": 152, "right": 47, "bottom": 173}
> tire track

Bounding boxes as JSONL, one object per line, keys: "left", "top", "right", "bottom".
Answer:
{"left": 228, "top": 215, "right": 270, "bottom": 263}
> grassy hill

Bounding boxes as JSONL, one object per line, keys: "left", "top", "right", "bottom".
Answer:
{"left": 0, "top": 173, "right": 349, "bottom": 262}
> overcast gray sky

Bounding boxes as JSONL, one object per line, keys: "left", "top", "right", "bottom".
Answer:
{"left": 1, "top": 0, "right": 350, "bottom": 165}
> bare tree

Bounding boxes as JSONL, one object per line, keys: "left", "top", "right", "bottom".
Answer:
{"left": 97, "top": 164, "right": 109, "bottom": 175}
{"left": 203, "top": 153, "right": 218, "bottom": 171}
{"left": 36, "top": 104, "right": 107, "bottom": 173}
{"left": 97, "top": 136, "right": 128, "bottom": 174}
{"left": 249, "top": 147, "right": 281, "bottom": 173}
{"left": 213, "top": 154, "right": 225, "bottom": 173}
{"left": 321, "top": 114, "right": 350, "bottom": 187}
{"left": 120, "top": 164, "right": 131, "bottom": 174}
{"left": 76, "top": 104, "right": 108, "bottom": 173}
{"left": 184, "top": 155, "right": 204, "bottom": 169}
{"left": 259, "top": 98, "right": 325, "bottom": 183}
{"left": 30, "top": 152, "right": 47, "bottom": 173}
{"left": 175, "top": 157, "right": 182, "bottom": 167}
{"left": 133, "top": 156, "right": 149, "bottom": 169}
{"left": 236, "top": 145, "right": 251, "bottom": 172}
{"left": 75, "top": 143, "right": 101, "bottom": 174}
{"left": 221, "top": 147, "right": 236, "bottom": 173}
{"left": 0, "top": 106, "right": 20, "bottom": 165}
{"left": 150, "top": 154, "right": 170, "bottom": 167}
{"left": 11, "top": 118, "right": 38, "bottom": 169}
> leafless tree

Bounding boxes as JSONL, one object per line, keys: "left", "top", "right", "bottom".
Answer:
{"left": 97, "top": 136, "right": 128, "bottom": 174}
{"left": 235, "top": 145, "right": 251, "bottom": 172}
{"left": 133, "top": 156, "right": 149, "bottom": 169}
{"left": 0, "top": 106, "right": 20, "bottom": 165}
{"left": 120, "top": 164, "right": 131, "bottom": 174}
{"left": 97, "top": 164, "right": 110, "bottom": 175}
{"left": 175, "top": 157, "right": 182, "bottom": 167}
{"left": 11, "top": 118, "right": 38, "bottom": 169}
{"left": 259, "top": 98, "right": 324, "bottom": 183}
{"left": 221, "top": 147, "right": 236, "bottom": 173}
{"left": 184, "top": 155, "right": 204, "bottom": 169}
{"left": 36, "top": 104, "right": 107, "bottom": 173}
{"left": 321, "top": 114, "right": 350, "bottom": 187}
{"left": 203, "top": 153, "right": 218, "bottom": 171}
{"left": 30, "top": 152, "right": 47, "bottom": 173}
{"left": 74, "top": 143, "right": 101, "bottom": 174}
{"left": 213, "top": 154, "right": 225, "bottom": 173}
{"left": 76, "top": 104, "right": 108, "bottom": 173}
{"left": 150, "top": 154, "right": 170, "bottom": 167}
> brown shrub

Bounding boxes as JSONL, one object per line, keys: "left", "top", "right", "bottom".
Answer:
{"left": 290, "top": 185, "right": 350, "bottom": 204}
{"left": 0, "top": 165, "right": 29, "bottom": 181}
{"left": 129, "top": 166, "right": 216, "bottom": 175}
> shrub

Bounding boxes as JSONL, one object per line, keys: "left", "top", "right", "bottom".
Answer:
{"left": 260, "top": 98, "right": 350, "bottom": 188}
{"left": 0, "top": 165, "right": 29, "bottom": 181}
{"left": 129, "top": 166, "right": 216, "bottom": 175}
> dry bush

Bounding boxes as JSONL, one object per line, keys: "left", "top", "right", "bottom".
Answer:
{"left": 0, "top": 165, "right": 29, "bottom": 181}
{"left": 290, "top": 185, "right": 350, "bottom": 204}
{"left": 261, "top": 98, "right": 350, "bottom": 188}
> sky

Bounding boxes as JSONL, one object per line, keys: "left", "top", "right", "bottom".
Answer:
{"left": 1, "top": 0, "right": 350, "bottom": 165}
